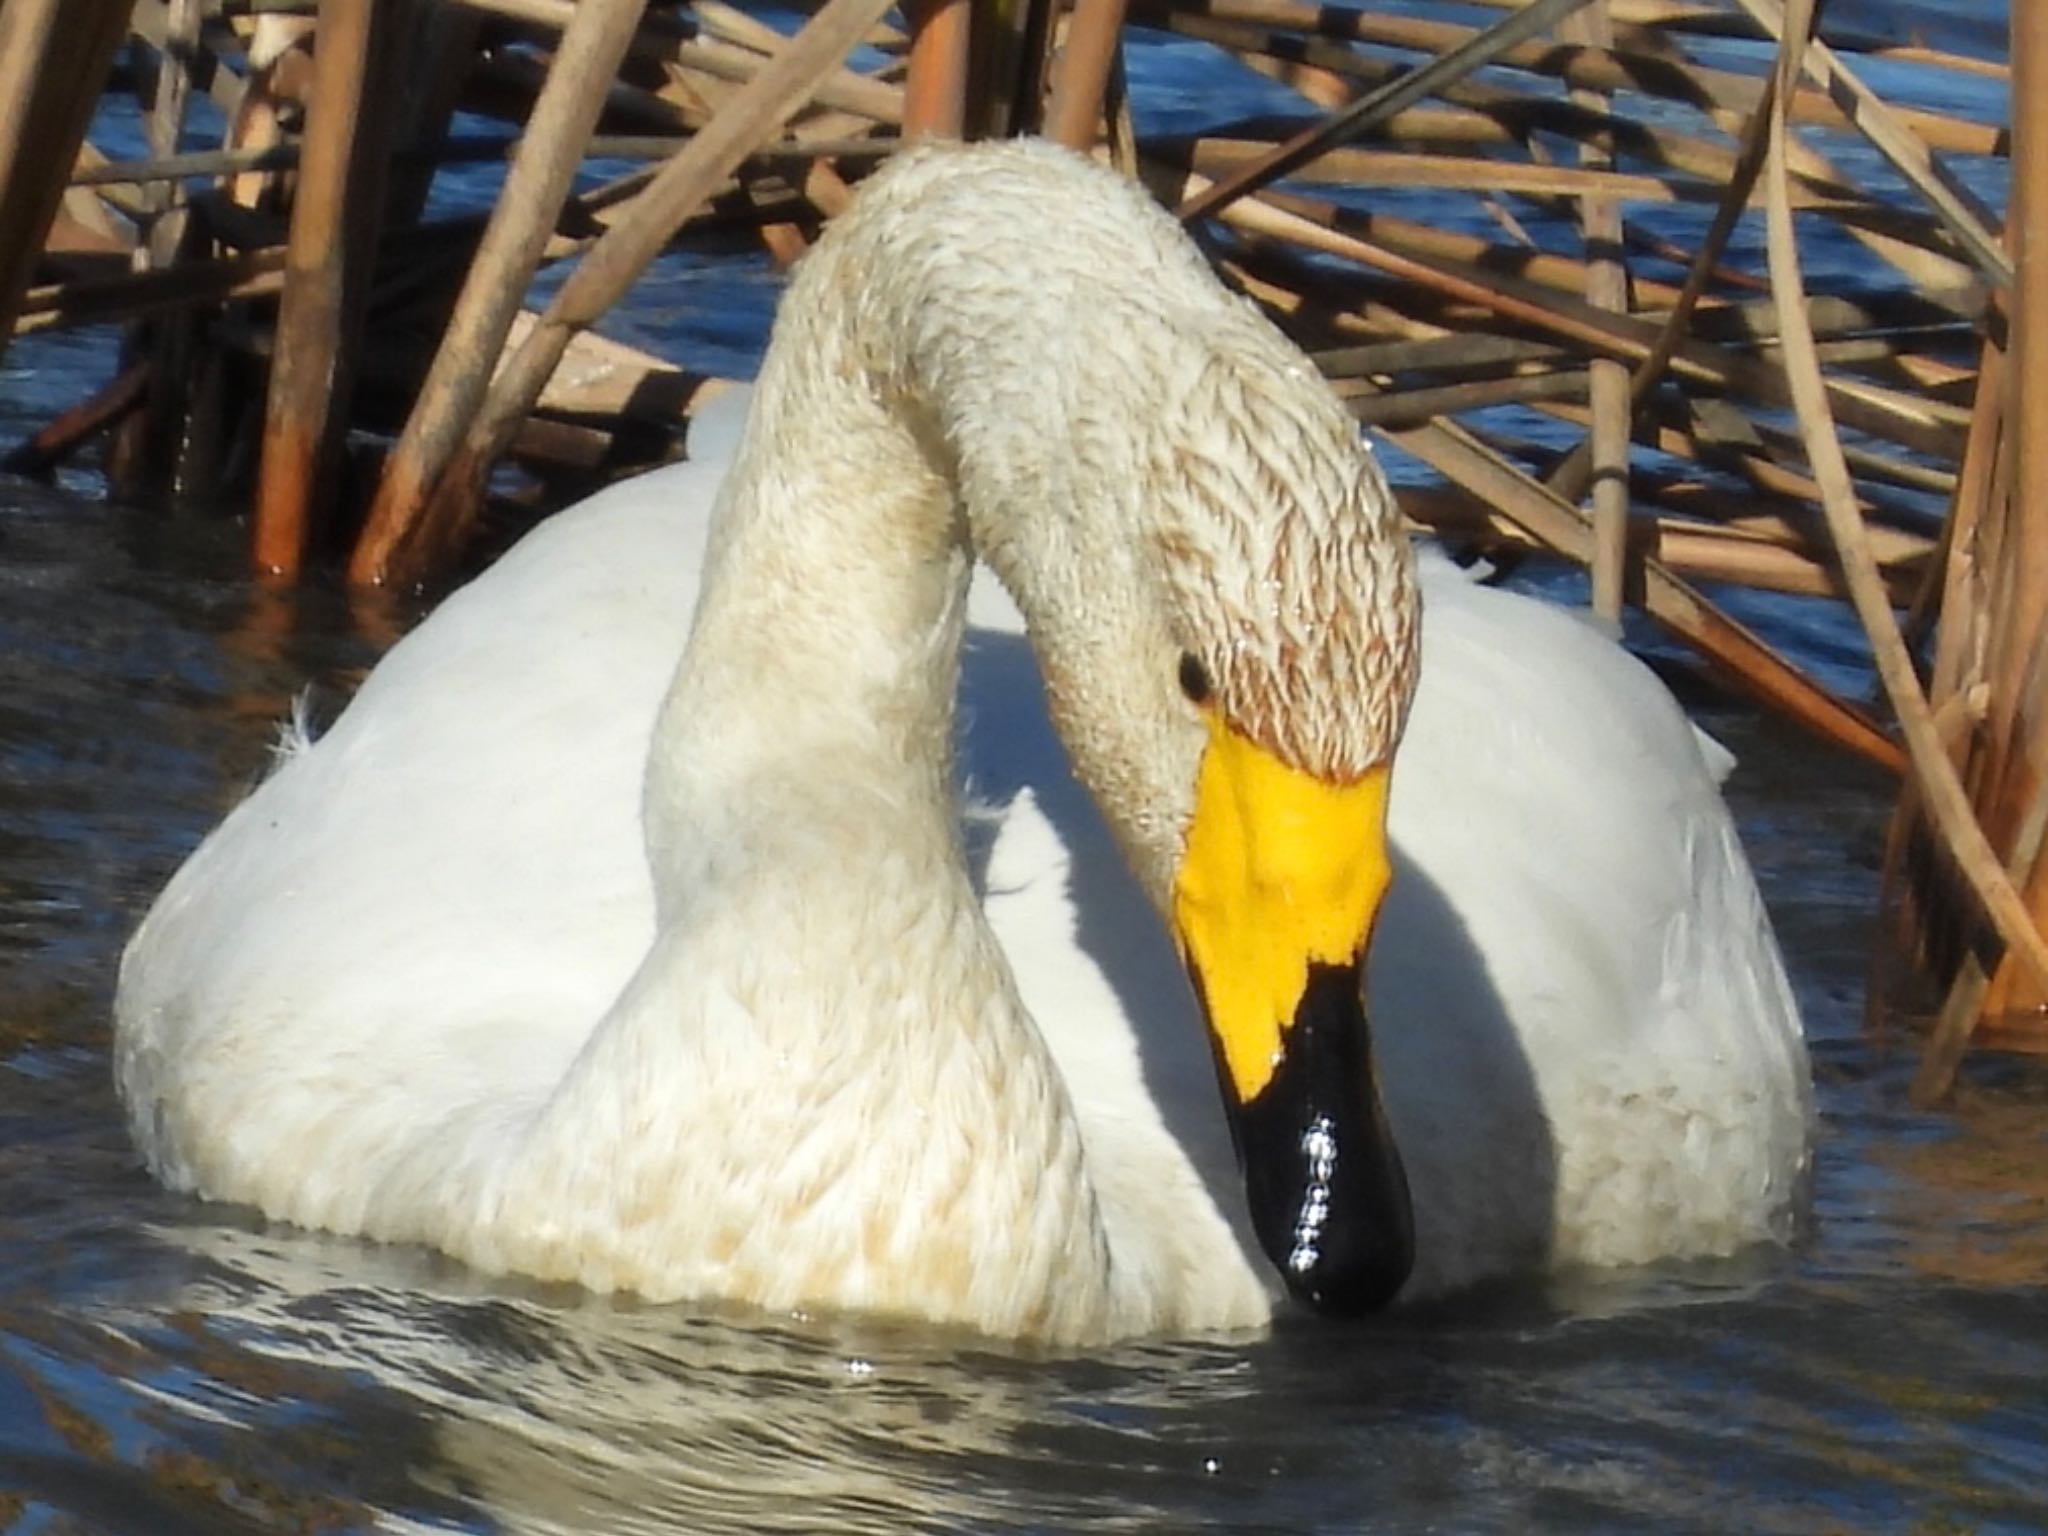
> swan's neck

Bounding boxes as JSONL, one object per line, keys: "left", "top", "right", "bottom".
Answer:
{"left": 598, "top": 142, "right": 1348, "bottom": 1338}
{"left": 643, "top": 313, "right": 971, "bottom": 912}
{"left": 651, "top": 143, "right": 1284, "bottom": 916}
{"left": 641, "top": 146, "right": 1223, "bottom": 911}
{"left": 615, "top": 293, "right": 1131, "bottom": 1340}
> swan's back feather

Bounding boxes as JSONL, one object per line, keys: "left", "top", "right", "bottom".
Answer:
{"left": 1379, "top": 558, "right": 1808, "bottom": 1285}
{"left": 118, "top": 465, "right": 713, "bottom": 1208}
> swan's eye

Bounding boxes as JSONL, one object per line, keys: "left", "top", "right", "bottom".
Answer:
{"left": 1178, "top": 652, "right": 1212, "bottom": 706}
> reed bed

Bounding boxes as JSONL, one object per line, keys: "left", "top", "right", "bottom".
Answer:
{"left": 0, "top": 0, "right": 2034, "bottom": 1086}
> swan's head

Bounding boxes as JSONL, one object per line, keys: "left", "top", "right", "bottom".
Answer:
{"left": 1145, "top": 327, "right": 1421, "bottom": 1317}
{"left": 974, "top": 294, "right": 1422, "bottom": 1316}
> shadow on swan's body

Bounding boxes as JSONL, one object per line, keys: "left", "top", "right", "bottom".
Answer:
{"left": 113, "top": 139, "right": 1809, "bottom": 1346}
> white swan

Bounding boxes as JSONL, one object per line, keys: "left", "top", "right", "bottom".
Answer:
{"left": 114, "top": 139, "right": 1809, "bottom": 1345}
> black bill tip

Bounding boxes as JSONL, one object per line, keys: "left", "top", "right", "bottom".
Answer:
{"left": 1232, "top": 959, "right": 1414, "bottom": 1315}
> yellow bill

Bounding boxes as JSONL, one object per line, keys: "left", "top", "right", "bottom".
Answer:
{"left": 1170, "top": 711, "right": 1413, "bottom": 1313}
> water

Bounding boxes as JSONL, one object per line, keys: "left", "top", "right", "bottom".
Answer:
{"left": 6, "top": 7, "right": 2044, "bottom": 1531}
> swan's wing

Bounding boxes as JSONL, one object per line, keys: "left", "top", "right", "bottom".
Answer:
{"left": 1375, "top": 556, "right": 1809, "bottom": 1284}
{"left": 115, "top": 463, "right": 719, "bottom": 1187}
{"left": 1391, "top": 557, "right": 1801, "bottom": 1061}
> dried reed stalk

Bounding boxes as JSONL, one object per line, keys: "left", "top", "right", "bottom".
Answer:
{"left": 1045, "top": 0, "right": 1134, "bottom": 149}
{"left": 12, "top": 249, "right": 287, "bottom": 334}
{"left": 0, "top": 361, "right": 150, "bottom": 476}
{"left": 1386, "top": 404, "right": 1905, "bottom": 769}
{"left": 352, "top": 0, "right": 650, "bottom": 586}
{"left": 1197, "top": 174, "right": 1966, "bottom": 461}
{"left": 1139, "top": 0, "right": 2005, "bottom": 159}
{"left": 1908, "top": 2, "right": 2047, "bottom": 1074}
{"left": 1760, "top": 1, "right": 2048, "bottom": 1012}
{"left": 128, "top": 0, "right": 246, "bottom": 120}
{"left": 1175, "top": 0, "right": 1598, "bottom": 221}
{"left": 1728, "top": 0, "right": 2009, "bottom": 284}
{"left": 255, "top": 0, "right": 408, "bottom": 578}
{"left": 364, "top": 0, "right": 899, "bottom": 588}
{"left": 1142, "top": 1, "right": 1985, "bottom": 290}
{"left": 0, "top": 0, "right": 135, "bottom": 361}
{"left": 1557, "top": 0, "right": 1628, "bottom": 621}
{"left": 903, "top": 0, "right": 972, "bottom": 138}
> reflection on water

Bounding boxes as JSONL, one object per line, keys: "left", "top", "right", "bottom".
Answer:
{"left": 4, "top": 477, "right": 2048, "bottom": 1535}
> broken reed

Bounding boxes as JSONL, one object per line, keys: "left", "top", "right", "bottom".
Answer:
{"left": 0, "top": 0, "right": 2035, "bottom": 1084}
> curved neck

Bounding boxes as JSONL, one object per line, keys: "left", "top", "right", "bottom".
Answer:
{"left": 642, "top": 330, "right": 970, "bottom": 909}
{"left": 638, "top": 148, "right": 1203, "bottom": 907}
{"left": 642, "top": 138, "right": 1359, "bottom": 916}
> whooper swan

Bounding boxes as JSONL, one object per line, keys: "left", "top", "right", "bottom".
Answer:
{"left": 115, "top": 139, "right": 1810, "bottom": 1346}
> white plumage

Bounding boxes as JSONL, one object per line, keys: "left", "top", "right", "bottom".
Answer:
{"left": 114, "top": 139, "right": 1808, "bottom": 1345}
